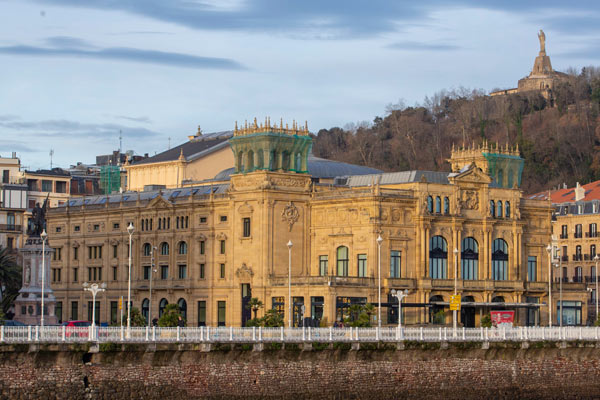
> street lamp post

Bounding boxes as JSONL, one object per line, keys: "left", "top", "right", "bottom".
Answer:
{"left": 287, "top": 240, "right": 293, "bottom": 328}
{"left": 453, "top": 248, "right": 459, "bottom": 337}
{"left": 554, "top": 248, "right": 563, "bottom": 328}
{"left": 127, "top": 223, "right": 134, "bottom": 338}
{"left": 83, "top": 282, "right": 106, "bottom": 340}
{"left": 376, "top": 235, "right": 383, "bottom": 329}
{"left": 390, "top": 289, "right": 409, "bottom": 331}
{"left": 40, "top": 229, "right": 48, "bottom": 327}
{"left": 546, "top": 244, "right": 553, "bottom": 327}
{"left": 148, "top": 246, "right": 157, "bottom": 327}
{"left": 595, "top": 255, "right": 599, "bottom": 323}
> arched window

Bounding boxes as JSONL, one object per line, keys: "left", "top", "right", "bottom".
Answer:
{"left": 435, "top": 196, "right": 441, "bottom": 214}
{"left": 177, "top": 298, "right": 187, "bottom": 320}
{"left": 141, "top": 298, "right": 149, "bottom": 323}
{"left": 178, "top": 241, "right": 187, "bottom": 255}
{"left": 576, "top": 245, "right": 582, "bottom": 260}
{"left": 429, "top": 295, "right": 445, "bottom": 324}
{"left": 427, "top": 196, "right": 433, "bottom": 213}
{"left": 429, "top": 236, "right": 448, "bottom": 279}
{"left": 575, "top": 266, "right": 583, "bottom": 282}
{"left": 490, "top": 200, "right": 495, "bottom": 218}
{"left": 143, "top": 243, "right": 151, "bottom": 256}
{"left": 336, "top": 246, "right": 349, "bottom": 276}
{"left": 237, "top": 151, "right": 244, "bottom": 173}
{"left": 505, "top": 201, "right": 511, "bottom": 218}
{"left": 295, "top": 152, "right": 302, "bottom": 171}
{"left": 497, "top": 200, "right": 503, "bottom": 218}
{"left": 491, "top": 296, "right": 505, "bottom": 310}
{"left": 282, "top": 151, "right": 290, "bottom": 171}
{"left": 492, "top": 238, "right": 508, "bottom": 280}
{"left": 461, "top": 237, "right": 478, "bottom": 280}
{"left": 497, "top": 169, "right": 504, "bottom": 187}
{"left": 158, "top": 218, "right": 162, "bottom": 230}
{"left": 257, "top": 149, "right": 264, "bottom": 169}
{"left": 160, "top": 242, "right": 169, "bottom": 256}
{"left": 443, "top": 197, "right": 449, "bottom": 215}
{"left": 247, "top": 150, "right": 254, "bottom": 171}
{"left": 159, "top": 298, "right": 168, "bottom": 317}
{"left": 591, "top": 245, "right": 597, "bottom": 258}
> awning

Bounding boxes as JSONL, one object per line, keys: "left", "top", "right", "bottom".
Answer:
{"left": 430, "top": 301, "right": 545, "bottom": 308}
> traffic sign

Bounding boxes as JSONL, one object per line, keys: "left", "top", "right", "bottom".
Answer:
{"left": 449, "top": 294, "right": 461, "bottom": 311}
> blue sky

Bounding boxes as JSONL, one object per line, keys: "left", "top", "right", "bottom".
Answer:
{"left": 1, "top": 0, "right": 599, "bottom": 170}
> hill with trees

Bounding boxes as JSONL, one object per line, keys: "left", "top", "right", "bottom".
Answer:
{"left": 312, "top": 67, "right": 600, "bottom": 194}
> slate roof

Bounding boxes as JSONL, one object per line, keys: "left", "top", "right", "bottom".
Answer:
{"left": 213, "top": 155, "right": 381, "bottom": 180}
{"left": 132, "top": 131, "right": 233, "bottom": 166}
{"left": 344, "top": 170, "right": 450, "bottom": 187}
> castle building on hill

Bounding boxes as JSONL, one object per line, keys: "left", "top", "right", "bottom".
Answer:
{"left": 44, "top": 120, "right": 566, "bottom": 328}
{"left": 490, "top": 30, "right": 572, "bottom": 104}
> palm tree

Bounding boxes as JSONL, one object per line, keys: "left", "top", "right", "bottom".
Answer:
{"left": 246, "top": 297, "right": 264, "bottom": 319}
{"left": 0, "top": 246, "right": 21, "bottom": 314}
{"left": 363, "top": 303, "right": 375, "bottom": 325}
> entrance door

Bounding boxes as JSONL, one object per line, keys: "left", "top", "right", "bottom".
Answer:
{"left": 461, "top": 296, "right": 475, "bottom": 327}
{"left": 293, "top": 297, "right": 304, "bottom": 327}
{"left": 241, "top": 284, "right": 251, "bottom": 326}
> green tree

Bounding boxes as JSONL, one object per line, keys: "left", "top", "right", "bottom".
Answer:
{"left": 481, "top": 314, "right": 493, "bottom": 328}
{"left": 158, "top": 304, "right": 182, "bottom": 327}
{"left": 120, "top": 307, "right": 147, "bottom": 327}
{"left": 246, "top": 297, "right": 264, "bottom": 320}
{"left": 262, "top": 309, "right": 284, "bottom": 327}
{"left": 0, "top": 246, "right": 21, "bottom": 314}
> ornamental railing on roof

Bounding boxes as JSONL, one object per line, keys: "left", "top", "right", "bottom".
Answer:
{"left": 233, "top": 117, "right": 309, "bottom": 136}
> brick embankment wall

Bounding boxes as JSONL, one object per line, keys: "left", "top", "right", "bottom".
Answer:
{"left": 2, "top": 343, "right": 600, "bottom": 399}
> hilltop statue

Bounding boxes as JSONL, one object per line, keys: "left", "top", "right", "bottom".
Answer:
{"left": 29, "top": 196, "right": 49, "bottom": 237}
{"left": 538, "top": 29, "right": 546, "bottom": 54}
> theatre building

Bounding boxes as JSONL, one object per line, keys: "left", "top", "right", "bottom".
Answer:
{"left": 46, "top": 120, "right": 554, "bottom": 327}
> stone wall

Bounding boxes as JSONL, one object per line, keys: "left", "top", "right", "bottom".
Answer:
{"left": 2, "top": 343, "right": 600, "bottom": 399}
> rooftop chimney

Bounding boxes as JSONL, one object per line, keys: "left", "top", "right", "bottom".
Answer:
{"left": 575, "top": 182, "right": 585, "bottom": 202}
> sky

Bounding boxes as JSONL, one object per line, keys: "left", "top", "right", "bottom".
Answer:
{"left": 0, "top": 0, "right": 599, "bottom": 170}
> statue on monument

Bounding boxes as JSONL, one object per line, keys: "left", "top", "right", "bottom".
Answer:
{"left": 538, "top": 29, "right": 546, "bottom": 54}
{"left": 29, "top": 196, "right": 48, "bottom": 237}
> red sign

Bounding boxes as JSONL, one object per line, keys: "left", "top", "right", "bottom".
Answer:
{"left": 490, "top": 310, "right": 515, "bottom": 327}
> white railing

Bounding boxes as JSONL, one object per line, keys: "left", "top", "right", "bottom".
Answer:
{"left": 2, "top": 326, "right": 600, "bottom": 344}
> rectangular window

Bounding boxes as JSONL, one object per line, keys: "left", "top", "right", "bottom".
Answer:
{"left": 220, "top": 215, "right": 227, "bottom": 222}
{"left": 41, "top": 180, "right": 53, "bottom": 192}
{"left": 200, "top": 217, "right": 207, "bottom": 223}
{"left": 200, "top": 241, "right": 205, "bottom": 255}
{"left": 93, "top": 224, "right": 100, "bottom": 231}
{"left": 357, "top": 254, "right": 367, "bottom": 277}
{"left": 55, "top": 226, "right": 62, "bottom": 233}
{"left": 56, "top": 302, "right": 62, "bottom": 323}
{"left": 87, "top": 301, "right": 100, "bottom": 324}
{"left": 73, "top": 247, "right": 78, "bottom": 260}
{"left": 319, "top": 255, "right": 328, "bottom": 276}
{"left": 220, "top": 263, "right": 225, "bottom": 279}
{"left": 243, "top": 217, "right": 251, "bottom": 237}
{"left": 112, "top": 266, "right": 117, "bottom": 281}
{"left": 390, "top": 250, "right": 401, "bottom": 278}
{"left": 561, "top": 225, "right": 568, "bottom": 239}
{"left": 527, "top": 256, "right": 537, "bottom": 282}
{"left": 73, "top": 268, "right": 78, "bottom": 282}
{"left": 200, "top": 264, "right": 205, "bottom": 279}
{"left": 71, "top": 301, "right": 78, "bottom": 320}
{"left": 143, "top": 266, "right": 151, "bottom": 280}
{"left": 110, "top": 301, "right": 118, "bottom": 325}
{"left": 272, "top": 297, "right": 285, "bottom": 316}
{"left": 575, "top": 224, "right": 583, "bottom": 238}
{"left": 161, "top": 265, "right": 168, "bottom": 280}
{"left": 197, "top": 301, "right": 206, "bottom": 326}
{"left": 74, "top": 225, "right": 80, "bottom": 232}
{"left": 2, "top": 169, "right": 8, "bottom": 183}
{"left": 220, "top": 240, "right": 226, "bottom": 254}
{"left": 113, "top": 223, "right": 120, "bottom": 230}
{"left": 217, "top": 301, "right": 226, "bottom": 326}
{"left": 113, "top": 245, "right": 118, "bottom": 258}
{"left": 178, "top": 264, "right": 187, "bottom": 279}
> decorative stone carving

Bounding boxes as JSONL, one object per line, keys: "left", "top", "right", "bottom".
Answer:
{"left": 238, "top": 202, "right": 254, "bottom": 214}
{"left": 460, "top": 190, "right": 479, "bottom": 210}
{"left": 281, "top": 202, "right": 300, "bottom": 232}
{"left": 196, "top": 233, "right": 207, "bottom": 241}
{"left": 216, "top": 232, "right": 227, "bottom": 240}
{"left": 235, "top": 263, "right": 254, "bottom": 279}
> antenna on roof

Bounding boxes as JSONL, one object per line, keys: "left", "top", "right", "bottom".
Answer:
{"left": 119, "top": 130, "right": 122, "bottom": 157}
{"left": 49, "top": 149, "right": 54, "bottom": 169}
